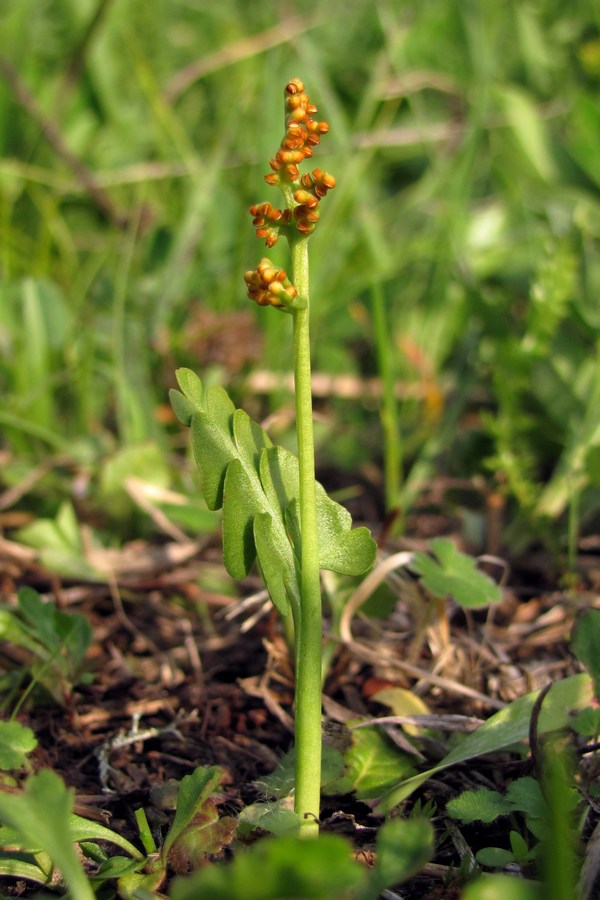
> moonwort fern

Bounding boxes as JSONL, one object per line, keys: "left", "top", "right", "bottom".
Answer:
{"left": 171, "top": 79, "right": 376, "bottom": 834}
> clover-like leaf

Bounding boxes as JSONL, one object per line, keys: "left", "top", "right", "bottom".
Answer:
{"left": 0, "top": 721, "right": 37, "bottom": 771}
{"left": 446, "top": 788, "right": 511, "bottom": 825}
{"left": 410, "top": 538, "right": 501, "bottom": 608}
{"left": 170, "top": 369, "right": 376, "bottom": 616}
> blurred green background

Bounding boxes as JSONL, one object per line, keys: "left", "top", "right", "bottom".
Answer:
{"left": 2, "top": 0, "right": 600, "bottom": 562}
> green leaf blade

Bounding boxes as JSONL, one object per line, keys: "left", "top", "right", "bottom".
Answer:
{"left": 411, "top": 538, "right": 501, "bottom": 608}
{"left": 254, "top": 513, "right": 296, "bottom": 617}
{"left": 222, "top": 458, "right": 259, "bottom": 579}
{"left": 0, "top": 771, "right": 95, "bottom": 900}
{"left": 377, "top": 673, "right": 593, "bottom": 811}
{"left": 316, "top": 487, "right": 376, "bottom": 575}
{"left": 0, "top": 721, "right": 37, "bottom": 771}
{"left": 175, "top": 368, "right": 204, "bottom": 411}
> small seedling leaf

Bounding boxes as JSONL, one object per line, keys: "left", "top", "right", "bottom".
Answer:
{"left": 411, "top": 538, "right": 501, "bottom": 608}
{"left": 161, "top": 765, "right": 224, "bottom": 862}
{"left": 476, "top": 846, "right": 517, "bottom": 868}
{"left": 505, "top": 776, "right": 546, "bottom": 820}
{"left": 18, "top": 587, "right": 92, "bottom": 676}
{"left": 237, "top": 800, "right": 300, "bottom": 837}
{"left": 446, "top": 789, "right": 511, "bottom": 825}
{"left": 509, "top": 829, "right": 531, "bottom": 863}
{"left": 0, "top": 721, "right": 37, "bottom": 771}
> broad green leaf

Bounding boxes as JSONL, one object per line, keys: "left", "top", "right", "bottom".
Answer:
{"left": 0, "top": 721, "right": 37, "bottom": 771}
{"left": 377, "top": 673, "right": 593, "bottom": 811}
{"left": 461, "top": 874, "right": 542, "bottom": 900}
{"left": 568, "top": 94, "right": 600, "bottom": 188}
{"left": 570, "top": 608, "right": 600, "bottom": 699}
{"left": 325, "top": 727, "right": 416, "bottom": 801}
{"left": 0, "top": 770, "right": 95, "bottom": 900}
{"left": 170, "top": 834, "right": 366, "bottom": 900}
{"left": 410, "top": 538, "right": 502, "bottom": 607}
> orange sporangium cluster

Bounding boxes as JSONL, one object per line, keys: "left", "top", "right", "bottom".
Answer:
{"left": 249, "top": 78, "right": 336, "bottom": 246}
{"left": 269, "top": 77, "right": 331, "bottom": 182}
{"left": 244, "top": 258, "right": 302, "bottom": 312}
{"left": 249, "top": 201, "right": 292, "bottom": 250}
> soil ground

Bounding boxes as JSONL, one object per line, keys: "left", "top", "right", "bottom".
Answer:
{"left": 1, "top": 497, "right": 598, "bottom": 898}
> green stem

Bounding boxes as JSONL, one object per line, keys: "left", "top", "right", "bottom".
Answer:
{"left": 290, "top": 235, "right": 322, "bottom": 837}
{"left": 371, "top": 281, "right": 403, "bottom": 526}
